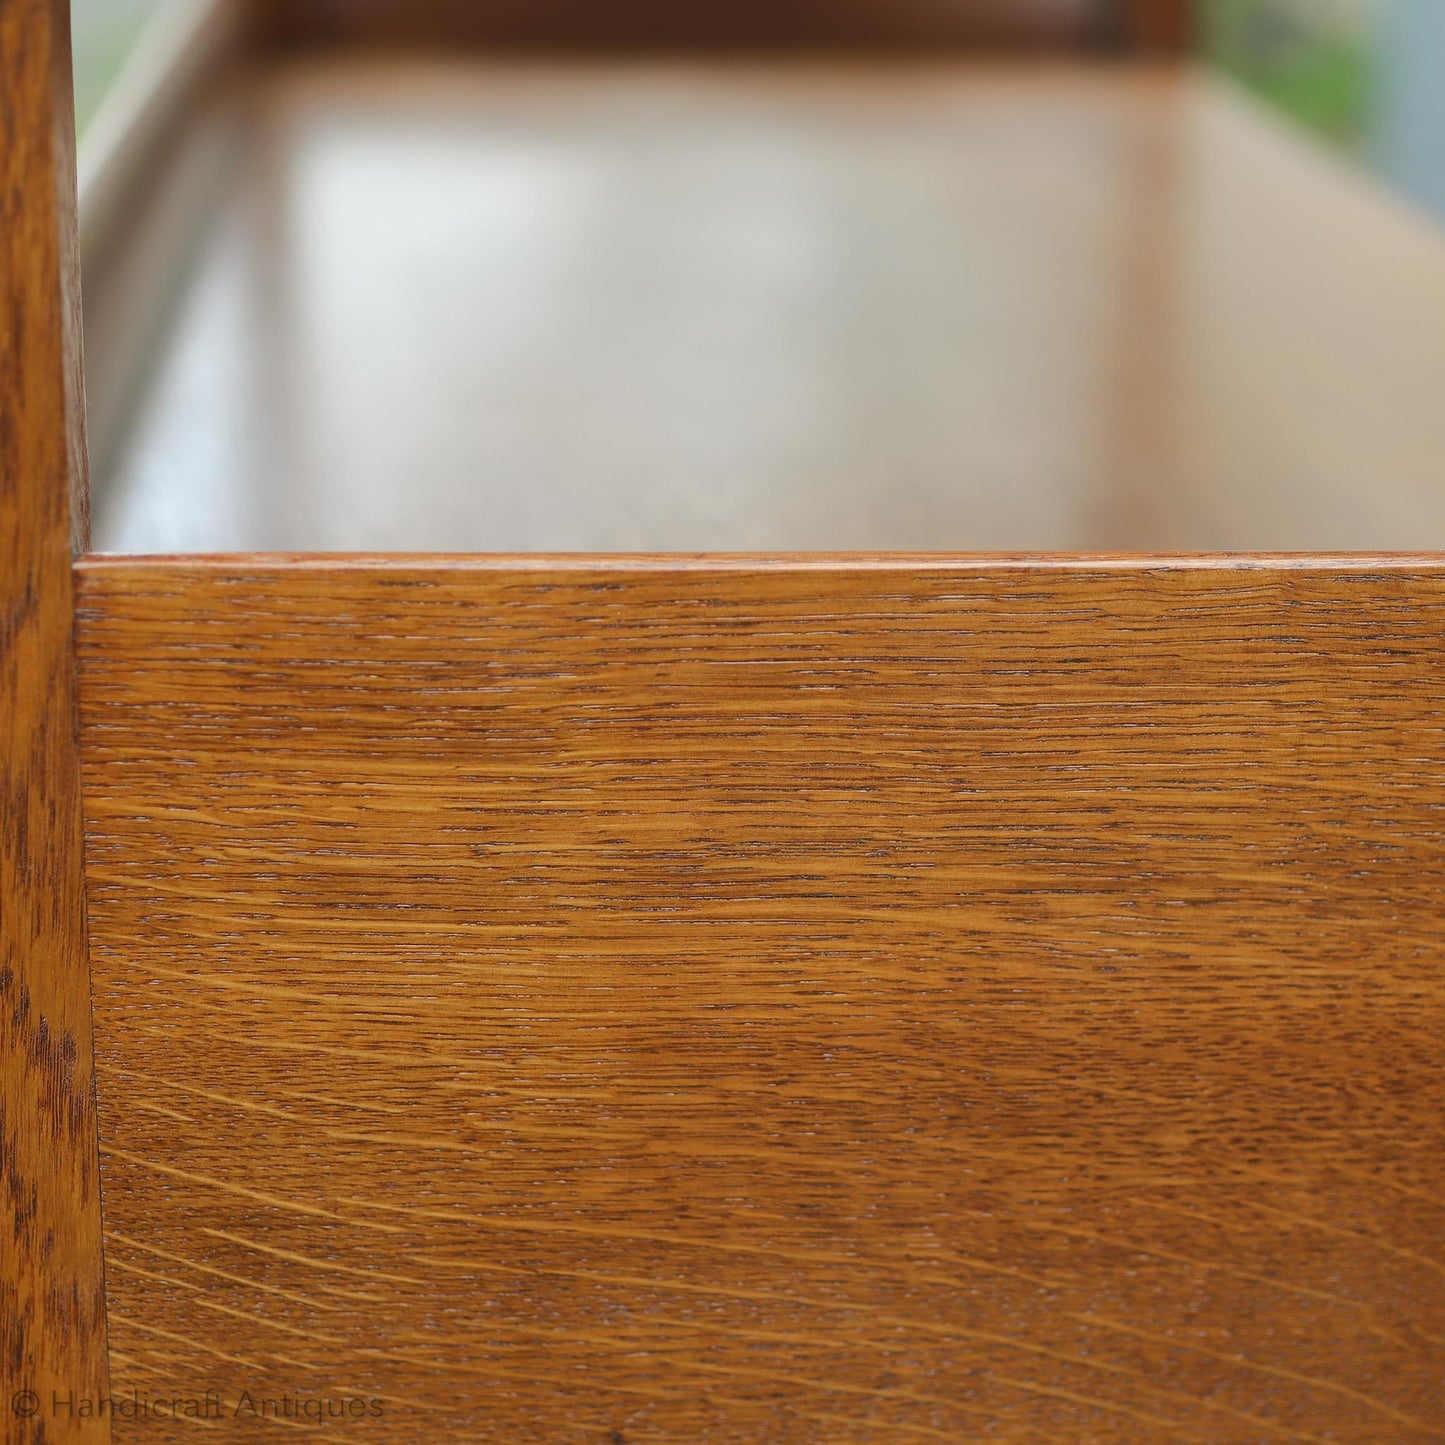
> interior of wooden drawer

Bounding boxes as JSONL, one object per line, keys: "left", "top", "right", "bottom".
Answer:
{"left": 79, "top": 3, "right": 1445, "bottom": 554}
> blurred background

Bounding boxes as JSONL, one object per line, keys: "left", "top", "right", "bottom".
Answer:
{"left": 68, "top": 0, "right": 1445, "bottom": 552}
{"left": 73, "top": 0, "right": 169, "bottom": 134}
{"left": 1207, "top": 0, "right": 1445, "bottom": 215}
{"left": 78, "top": 2, "right": 1445, "bottom": 219}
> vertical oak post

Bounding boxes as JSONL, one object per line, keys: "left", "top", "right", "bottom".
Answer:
{"left": 1, "top": 1, "right": 110, "bottom": 1441}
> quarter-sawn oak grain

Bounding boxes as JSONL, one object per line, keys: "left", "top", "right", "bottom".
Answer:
{"left": 1, "top": 2, "right": 110, "bottom": 1441}
{"left": 75, "top": 556, "right": 1445, "bottom": 1443}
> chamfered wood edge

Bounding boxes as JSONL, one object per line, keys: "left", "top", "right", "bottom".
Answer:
{"left": 73, "top": 551, "right": 1445, "bottom": 577}
{"left": 1, "top": 1, "right": 111, "bottom": 1441}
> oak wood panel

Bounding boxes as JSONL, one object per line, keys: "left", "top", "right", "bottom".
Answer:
{"left": 1, "top": 1, "right": 111, "bottom": 1440}
{"left": 76, "top": 555, "right": 1445, "bottom": 1443}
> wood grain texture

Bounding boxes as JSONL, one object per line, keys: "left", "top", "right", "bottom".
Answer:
{"left": 1, "top": 0, "right": 110, "bottom": 1440}
{"left": 75, "top": 555, "right": 1445, "bottom": 1444}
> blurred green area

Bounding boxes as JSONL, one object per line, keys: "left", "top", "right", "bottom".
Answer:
{"left": 1203, "top": 0, "right": 1382, "bottom": 148}
{"left": 71, "top": 0, "right": 170, "bottom": 134}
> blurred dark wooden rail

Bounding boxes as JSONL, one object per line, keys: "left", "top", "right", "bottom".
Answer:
{"left": 256, "top": 0, "right": 1191, "bottom": 53}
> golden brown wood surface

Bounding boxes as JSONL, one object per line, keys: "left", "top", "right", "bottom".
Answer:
{"left": 75, "top": 555, "right": 1445, "bottom": 1443}
{"left": 1, "top": 1, "right": 111, "bottom": 1440}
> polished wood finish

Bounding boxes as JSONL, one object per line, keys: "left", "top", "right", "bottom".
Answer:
{"left": 76, "top": 554, "right": 1445, "bottom": 1443}
{"left": 6, "top": 0, "right": 89, "bottom": 552}
{"left": 0, "top": 1, "right": 111, "bottom": 1440}
{"left": 91, "top": 60, "right": 1445, "bottom": 554}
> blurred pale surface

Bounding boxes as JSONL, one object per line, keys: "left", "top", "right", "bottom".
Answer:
{"left": 91, "top": 59, "right": 1445, "bottom": 552}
